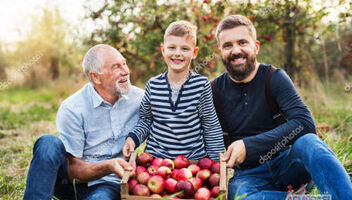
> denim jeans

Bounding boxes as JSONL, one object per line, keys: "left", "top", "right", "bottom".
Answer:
{"left": 228, "top": 134, "right": 352, "bottom": 200}
{"left": 23, "top": 134, "right": 121, "bottom": 200}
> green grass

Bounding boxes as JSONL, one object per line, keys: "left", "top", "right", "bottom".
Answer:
{"left": 0, "top": 87, "right": 60, "bottom": 199}
{"left": 0, "top": 80, "right": 351, "bottom": 199}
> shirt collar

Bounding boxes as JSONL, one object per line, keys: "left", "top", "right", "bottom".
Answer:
{"left": 88, "top": 83, "right": 130, "bottom": 108}
{"left": 88, "top": 83, "right": 106, "bottom": 108}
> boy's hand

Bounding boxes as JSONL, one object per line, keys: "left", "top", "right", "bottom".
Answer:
{"left": 123, "top": 137, "right": 136, "bottom": 160}
{"left": 222, "top": 140, "right": 246, "bottom": 168}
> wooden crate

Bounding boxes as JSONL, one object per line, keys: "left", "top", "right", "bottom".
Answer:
{"left": 121, "top": 151, "right": 228, "bottom": 200}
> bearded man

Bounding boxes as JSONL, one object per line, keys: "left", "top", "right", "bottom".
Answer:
{"left": 23, "top": 44, "right": 144, "bottom": 200}
{"left": 212, "top": 15, "right": 352, "bottom": 200}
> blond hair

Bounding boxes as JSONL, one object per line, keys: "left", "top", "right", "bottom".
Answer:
{"left": 164, "top": 20, "right": 197, "bottom": 46}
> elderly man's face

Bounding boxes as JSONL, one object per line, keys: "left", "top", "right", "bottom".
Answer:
{"left": 218, "top": 26, "right": 260, "bottom": 82}
{"left": 98, "top": 48, "right": 131, "bottom": 96}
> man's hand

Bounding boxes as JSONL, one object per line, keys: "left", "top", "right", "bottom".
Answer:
{"left": 222, "top": 140, "right": 247, "bottom": 168}
{"left": 123, "top": 137, "right": 136, "bottom": 160}
{"left": 108, "top": 158, "right": 134, "bottom": 178}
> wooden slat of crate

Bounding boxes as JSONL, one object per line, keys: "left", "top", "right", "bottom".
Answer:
{"left": 121, "top": 151, "right": 228, "bottom": 200}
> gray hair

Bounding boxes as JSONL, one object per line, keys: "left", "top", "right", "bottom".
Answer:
{"left": 216, "top": 15, "right": 257, "bottom": 42}
{"left": 82, "top": 44, "right": 110, "bottom": 82}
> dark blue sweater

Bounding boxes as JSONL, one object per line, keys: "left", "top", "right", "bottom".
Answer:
{"left": 213, "top": 64, "right": 316, "bottom": 168}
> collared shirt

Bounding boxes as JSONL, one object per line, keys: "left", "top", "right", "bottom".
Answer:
{"left": 57, "top": 83, "right": 144, "bottom": 186}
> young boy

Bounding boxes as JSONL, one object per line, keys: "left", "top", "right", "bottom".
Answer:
{"left": 123, "top": 21, "right": 224, "bottom": 160}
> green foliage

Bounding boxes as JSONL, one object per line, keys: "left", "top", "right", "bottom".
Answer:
{"left": 86, "top": 0, "right": 226, "bottom": 84}
{"left": 86, "top": 0, "right": 351, "bottom": 84}
{"left": 6, "top": 6, "right": 84, "bottom": 89}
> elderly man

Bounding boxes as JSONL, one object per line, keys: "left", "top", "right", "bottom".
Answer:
{"left": 213, "top": 15, "right": 352, "bottom": 199}
{"left": 23, "top": 44, "right": 144, "bottom": 200}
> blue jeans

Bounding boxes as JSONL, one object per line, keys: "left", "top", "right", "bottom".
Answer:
{"left": 23, "top": 134, "right": 121, "bottom": 200}
{"left": 228, "top": 134, "right": 352, "bottom": 200}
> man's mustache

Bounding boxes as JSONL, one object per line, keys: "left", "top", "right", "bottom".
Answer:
{"left": 117, "top": 76, "right": 130, "bottom": 82}
{"left": 227, "top": 53, "right": 247, "bottom": 61}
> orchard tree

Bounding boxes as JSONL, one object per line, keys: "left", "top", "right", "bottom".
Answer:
{"left": 86, "top": 0, "right": 226, "bottom": 84}
{"left": 227, "top": 0, "right": 334, "bottom": 81}
{"left": 12, "top": 6, "right": 81, "bottom": 88}
{"left": 86, "top": 0, "right": 349, "bottom": 83}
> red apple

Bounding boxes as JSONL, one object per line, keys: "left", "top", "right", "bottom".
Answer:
{"left": 198, "top": 158, "right": 214, "bottom": 170}
{"left": 165, "top": 178, "right": 178, "bottom": 193}
{"left": 176, "top": 168, "right": 192, "bottom": 181}
{"left": 136, "top": 166, "right": 147, "bottom": 174}
{"left": 161, "top": 158, "right": 175, "bottom": 169}
{"left": 147, "top": 165, "right": 158, "bottom": 176}
{"left": 174, "top": 180, "right": 195, "bottom": 198}
{"left": 147, "top": 175, "right": 165, "bottom": 194}
{"left": 171, "top": 169, "right": 180, "bottom": 180}
{"left": 133, "top": 184, "right": 150, "bottom": 196}
{"left": 209, "top": 173, "right": 220, "bottom": 187}
{"left": 211, "top": 162, "right": 220, "bottom": 173}
{"left": 157, "top": 166, "right": 171, "bottom": 178}
{"left": 211, "top": 186, "right": 220, "bottom": 197}
{"left": 188, "top": 164, "right": 201, "bottom": 176}
{"left": 137, "top": 152, "right": 153, "bottom": 167}
{"left": 195, "top": 187, "right": 211, "bottom": 200}
{"left": 128, "top": 179, "right": 138, "bottom": 193}
{"left": 174, "top": 155, "right": 190, "bottom": 169}
{"left": 151, "top": 157, "right": 163, "bottom": 167}
{"left": 196, "top": 169, "right": 211, "bottom": 182}
{"left": 189, "top": 177, "right": 203, "bottom": 191}
{"left": 150, "top": 194, "right": 162, "bottom": 198}
{"left": 137, "top": 172, "right": 151, "bottom": 185}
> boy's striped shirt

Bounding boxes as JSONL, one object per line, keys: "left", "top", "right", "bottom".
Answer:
{"left": 128, "top": 71, "right": 224, "bottom": 160}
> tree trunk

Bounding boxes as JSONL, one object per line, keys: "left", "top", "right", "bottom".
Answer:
{"left": 50, "top": 57, "right": 59, "bottom": 80}
{"left": 321, "top": 38, "right": 329, "bottom": 82}
{"left": 283, "top": 0, "right": 297, "bottom": 80}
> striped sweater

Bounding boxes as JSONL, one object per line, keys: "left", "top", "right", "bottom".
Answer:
{"left": 128, "top": 71, "right": 225, "bottom": 160}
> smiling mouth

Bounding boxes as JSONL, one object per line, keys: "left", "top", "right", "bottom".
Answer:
{"left": 230, "top": 57, "right": 246, "bottom": 65}
{"left": 118, "top": 77, "right": 129, "bottom": 83}
{"left": 171, "top": 58, "right": 184, "bottom": 64}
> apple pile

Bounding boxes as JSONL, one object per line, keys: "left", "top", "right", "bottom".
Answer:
{"left": 128, "top": 152, "right": 221, "bottom": 200}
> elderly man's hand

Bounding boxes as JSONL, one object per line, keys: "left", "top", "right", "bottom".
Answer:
{"left": 123, "top": 137, "right": 136, "bottom": 160}
{"left": 222, "top": 140, "right": 247, "bottom": 168}
{"left": 108, "top": 158, "right": 135, "bottom": 178}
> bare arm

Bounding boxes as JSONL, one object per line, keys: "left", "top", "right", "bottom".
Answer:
{"left": 66, "top": 154, "right": 134, "bottom": 183}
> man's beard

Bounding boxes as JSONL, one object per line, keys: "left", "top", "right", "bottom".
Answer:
{"left": 222, "top": 53, "right": 256, "bottom": 82}
{"left": 115, "top": 76, "right": 131, "bottom": 96}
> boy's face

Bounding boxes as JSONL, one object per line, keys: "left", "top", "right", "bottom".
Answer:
{"left": 161, "top": 35, "right": 198, "bottom": 73}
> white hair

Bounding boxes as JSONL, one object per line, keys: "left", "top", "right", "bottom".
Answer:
{"left": 82, "top": 44, "right": 112, "bottom": 82}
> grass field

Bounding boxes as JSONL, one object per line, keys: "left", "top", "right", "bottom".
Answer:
{"left": 0, "top": 80, "right": 351, "bottom": 199}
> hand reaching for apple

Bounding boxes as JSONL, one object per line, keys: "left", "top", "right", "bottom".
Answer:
{"left": 222, "top": 139, "right": 247, "bottom": 168}
{"left": 108, "top": 158, "right": 134, "bottom": 178}
{"left": 123, "top": 137, "right": 136, "bottom": 160}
